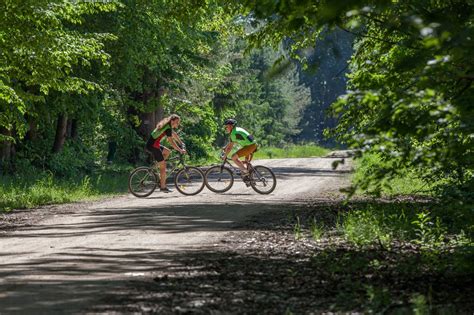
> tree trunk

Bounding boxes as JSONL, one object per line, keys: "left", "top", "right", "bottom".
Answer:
{"left": 155, "top": 102, "right": 164, "bottom": 125}
{"left": 25, "top": 115, "right": 38, "bottom": 141}
{"left": 67, "top": 119, "right": 79, "bottom": 140}
{"left": 138, "top": 111, "right": 155, "bottom": 140}
{"left": 66, "top": 119, "right": 72, "bottom": 138}
{"left": 0, "top": 128, "right": 12, "bottom": 162}
{"left": 52, "top": 113, "right": 68, "bottom": 153}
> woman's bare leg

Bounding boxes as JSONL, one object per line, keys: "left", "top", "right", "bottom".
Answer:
{"left": 159, "top": 161, "right": 166, "bottom": 188}
{"left": 159, "top": 147, "right": 171, "bottom": 189}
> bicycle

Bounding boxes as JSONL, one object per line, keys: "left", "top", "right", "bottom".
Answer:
{"left": 204, "top": 153, "right": 277, "bottom": 194}
{"left": 128, "top": 150, "right": 205, "bottom": 198}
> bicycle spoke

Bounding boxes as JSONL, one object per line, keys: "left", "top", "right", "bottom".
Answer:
{"left": 175, "top": 167, "right": 205, "bottom": 195}
{"left": 205, "top": 166, "right": 234, "bottom": 193}
{"left": 249, "top": 165, "right": 276, "bottom": 194}
{"left": 129, "top": 167, "right": 157, "bottom": 197}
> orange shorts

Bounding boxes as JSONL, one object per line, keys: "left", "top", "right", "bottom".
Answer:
{"left": 235, "top": 143, "right": 257, "bottom": 158}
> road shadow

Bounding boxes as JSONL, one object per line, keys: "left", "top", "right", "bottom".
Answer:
{"left": 0, "top": 200, "right": 307, "bottom": 240}
{"left": 87, "top": 247, "right": 472, "bottom": 314}
{"left": 2, "top": 243, "right": 469, "bottom": 314}
{"left": 1, "top": 198, "right": 473, "bottom": 314}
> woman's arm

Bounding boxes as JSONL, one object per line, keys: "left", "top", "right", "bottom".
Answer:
{"left": 172, "top": 131, "right": 184, "bottom": 147}
{"left": 168, "top": 137, "right": 186, "bottom": 154}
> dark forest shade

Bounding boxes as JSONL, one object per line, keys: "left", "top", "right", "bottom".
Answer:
{"left": 296, "top": 29, "right": 354, "bottom": 146}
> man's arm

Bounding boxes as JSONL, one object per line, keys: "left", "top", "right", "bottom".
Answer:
{"left": 222, "top": 142, "right": 234, "bottom": 159}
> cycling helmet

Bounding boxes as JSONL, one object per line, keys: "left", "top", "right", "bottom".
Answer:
{"left": 223, "top": 118, "right": 237, "bottom": 126}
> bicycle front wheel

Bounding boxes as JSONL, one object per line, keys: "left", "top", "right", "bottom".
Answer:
{"left": 249, "top": 165, "right": 276, "bottom": 194}
{"left": 174, "top": 167, "right": 205, "bottom": 196}
{"left": 129, "top": 167, "right": 158, "bottom": 198}
{"left": 204, "top": 165, "right": 234, "bottom": 193}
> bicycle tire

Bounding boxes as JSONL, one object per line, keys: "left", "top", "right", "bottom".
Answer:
{"left": 249, "top": 165, "right": 276, "bottom": 194}
{"left": 204, "top": 165, "right": 234, "bottom": 193}
{"left": 128, "top": 167, "right": 158, "bottom": 198}
{"left": 174, "top": 167, "right": 205, "bottom": 196}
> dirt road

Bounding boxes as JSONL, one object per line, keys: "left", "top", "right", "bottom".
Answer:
{"left": 0, "top": 156, "right": 351, "bottom": 314}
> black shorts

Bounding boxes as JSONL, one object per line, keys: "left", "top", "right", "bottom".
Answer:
{"left": 146, "top": 137, "right": 165, "bottom": 162}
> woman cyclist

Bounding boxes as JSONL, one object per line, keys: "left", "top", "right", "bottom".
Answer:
{"left": 222, "top": 118, "right": 257, "bottom": 178}
{"left": 145, "top": 114, "right": 186, "bottom": 192}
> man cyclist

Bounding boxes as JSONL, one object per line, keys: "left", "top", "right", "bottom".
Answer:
{"left": 222, "top": 119, "right": 257, "bottom": 178}
{"left": 146, "top": 114, "right": 186, "bottom": 192}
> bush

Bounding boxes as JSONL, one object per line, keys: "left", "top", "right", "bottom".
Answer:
{"left": 352, "top": 153, "right": 434, "bottom": 197}
{"left": 343, "top": 208, "right": 393, "bottom": 248}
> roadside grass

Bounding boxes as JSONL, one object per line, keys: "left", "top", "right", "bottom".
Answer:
{"left": 289, "top": 155, "right": 474, "bottom": 314}
{"left": 253, "top": 143, "right": 330, "bottom": 159}
{"left": 344, "top": 153, "right": 472, "bottom": 256}
{"left": 288, "top": 199, "right": 473, "bottom": 313}
{"left": 0, "top": 165, "right": 130, "bottom": 212}
{"left": 199, "top": 143, "right": 331, "bottom": 165}
{"left": 283, "top": 152, "right": 473, "bottom": 312}
{"left": 352, "top": 153, "right": 435, "bottom": 196}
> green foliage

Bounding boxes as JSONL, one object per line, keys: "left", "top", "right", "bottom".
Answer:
{"left": 237, "top": 0, "right": 474, "bottom": 207}
{"left": 365, "top": 285, "right": 391, "bottom": 313}
{"left": 293, "top": 216, "right": 302, "bottom": 240}
{"left": 212, "top": 41, "right": 311, "bottom": 147}
{"left": 330, "top": 2, "right": 474, "bottom": 203}
{"left": 343, "top": 208, "right": 393, "bottom": 248}
{"left": 309, "top": 218, "right": 324, "bottom": 241}
{"left": 0, "top": 0, "right": 117, "bottom": 137}
{"left": 410, "top": 293, "right": 429, "bottom": 315}
{"left": 353, "top": 153, "right": 435, "bottom": 196}
{"left": 411, "top": 210, "right": 455, "bottom": 253}
{"left": 47, "top": 144, "right": 94, "bottom": 177}
{"left": 1, "top": 0, "right": 318, "bottom": 192}
{"left": 338, "top": 203, "right": 473, "bottom": 256}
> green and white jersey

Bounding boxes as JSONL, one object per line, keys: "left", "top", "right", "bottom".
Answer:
{"left": 149, "top": 123, "right": 172, "bottom": 148}
{"left": 230, "top": 127, "right": 256, "bottom": 146}
{"left": 151, "top": 124, "right": 172, "bottom": 140}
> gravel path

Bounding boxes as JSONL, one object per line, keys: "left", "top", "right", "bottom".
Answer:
{"left": 0, "top": 155, "right": 351, "bottom": 314}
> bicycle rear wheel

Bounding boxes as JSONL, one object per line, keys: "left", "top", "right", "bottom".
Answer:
{"left": 128, "top": 167, "right": 158, "bottom": 198}
{"left": 205, "top": 165, "right": 234, "bottom": 193}
{"left": 249, "top": 165, "right": 276, "bottom": 194}
{"left": 174, "top": 167, "right": 205, "bottom": 196}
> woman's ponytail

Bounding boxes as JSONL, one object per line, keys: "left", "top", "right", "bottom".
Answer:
{"left": 156, "top": 114, "right": 180, "bottom": 130}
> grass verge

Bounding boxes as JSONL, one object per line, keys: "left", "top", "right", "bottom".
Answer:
{"left": 285, "top": 199, "right": 473, "bottom": 312}
{"left": 199, "top": 143, "right": 331, "bottom": 165}
{"left": 0, "top": 165, "right": 130, "bottom": 212}
{"left": 253, "top": 143, "right": 330, "bottom": 159}
{"left": 352, "top": 153, "right": 435, "bottom": 196}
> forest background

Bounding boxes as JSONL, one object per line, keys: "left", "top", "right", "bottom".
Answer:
{"left": 0, "top": 0, "right": 472, "bottom": 216}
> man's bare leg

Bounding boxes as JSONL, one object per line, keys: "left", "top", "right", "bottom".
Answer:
{"left": 232, "top": 154, "right": 248, "bottom": 174}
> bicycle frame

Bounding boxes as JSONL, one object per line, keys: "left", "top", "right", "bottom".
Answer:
{"left": 130, "top": 150, "right": 205, "bottom": 197}
{"left": 218, "top": 156, "right": 256, "bottom": 176}
{"left": 151, "top": 153, "right": 187, "bottom": 181}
